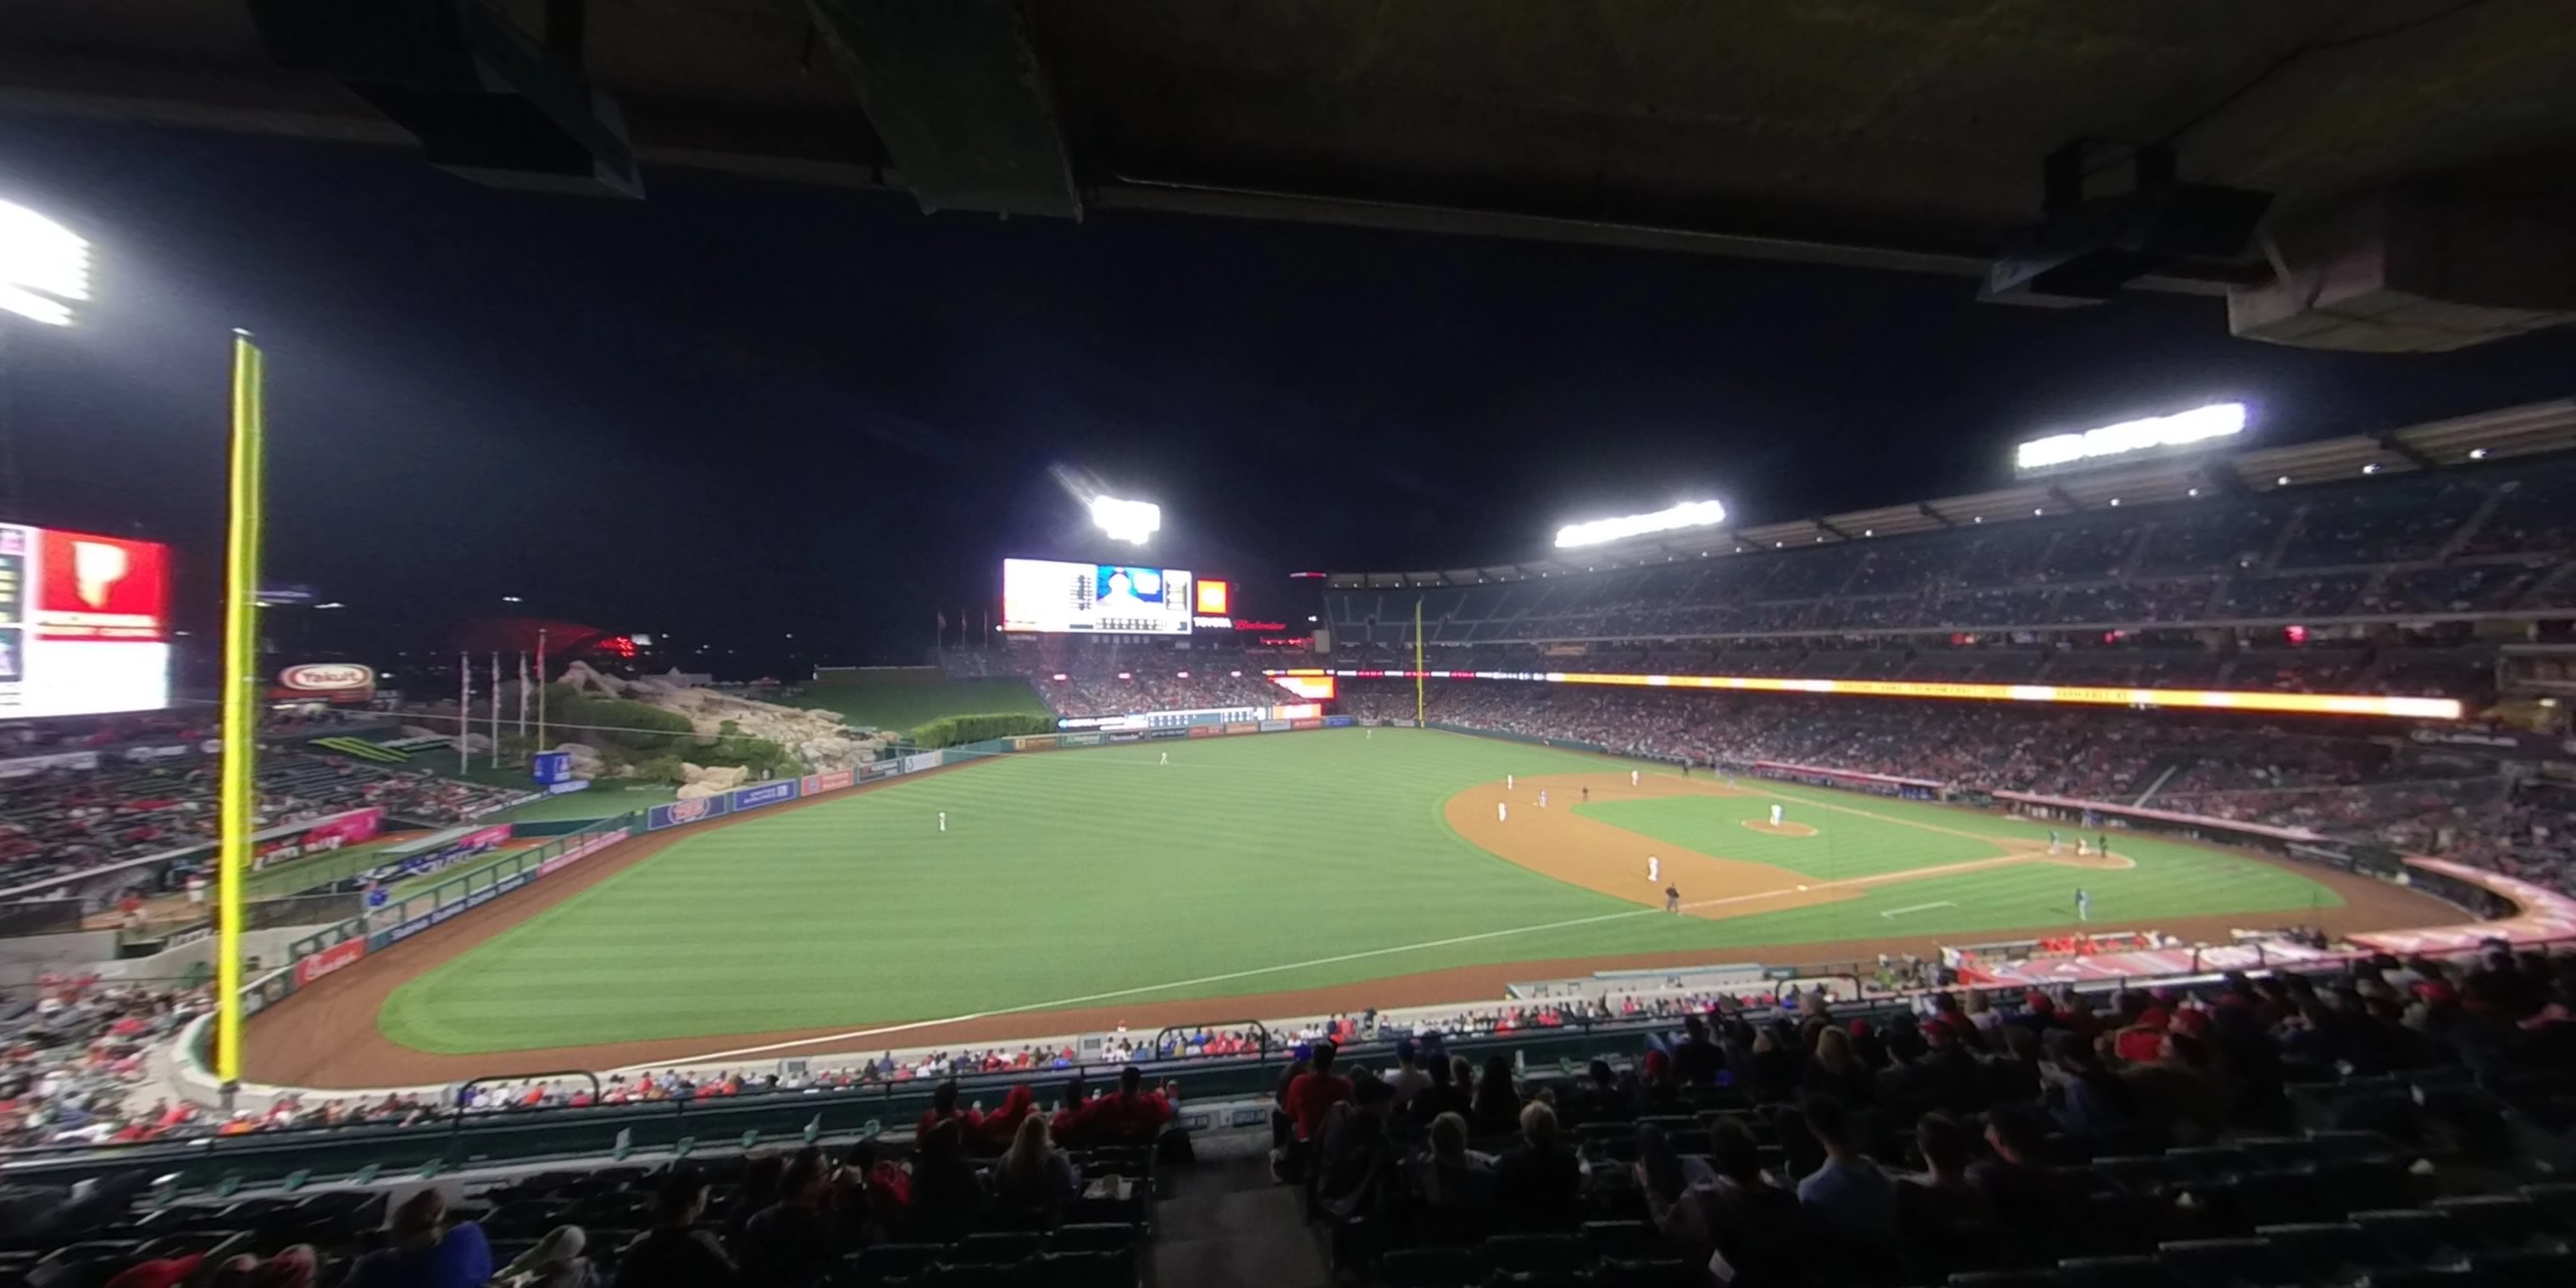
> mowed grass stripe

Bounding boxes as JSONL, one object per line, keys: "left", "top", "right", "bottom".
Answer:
{"left": 377, "top": 730, "right": 2345, "bottom": 1056}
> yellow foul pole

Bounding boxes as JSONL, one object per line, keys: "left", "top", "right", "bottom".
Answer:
{"left": 216, "top": 331, "right": 266, "bottom": 1087}
{"left": 1413, "top": 597, "right": 1424, "bottom": 726}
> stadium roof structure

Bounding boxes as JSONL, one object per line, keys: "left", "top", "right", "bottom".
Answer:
{"left": 1325, "top": 400, "right": 2576, "bottom": 590}
{"left": 8, "top": 2, "right": 2575, "bottom": 346}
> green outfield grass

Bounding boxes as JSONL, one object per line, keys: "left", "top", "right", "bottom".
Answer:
{"left": 376, "top": 728, "right": 2347, "bottom": 1056}
{"left": 788, "top": 669, "right": 1051, "bottom": 734}
{"left": 503, "top": 780, "right": 675, "bottom": 823}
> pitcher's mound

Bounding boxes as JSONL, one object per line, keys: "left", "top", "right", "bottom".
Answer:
{"left": 1740, "top": 820, "right": 1818, "bottom": 838}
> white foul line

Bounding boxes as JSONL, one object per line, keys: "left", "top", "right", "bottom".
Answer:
{"left": 631, "top": 880, "right": 1824, "bottom": 1069}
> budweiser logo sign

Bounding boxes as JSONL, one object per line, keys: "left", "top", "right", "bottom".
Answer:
{"left": 279, "top": 663, "right": 375, "bottom": 691}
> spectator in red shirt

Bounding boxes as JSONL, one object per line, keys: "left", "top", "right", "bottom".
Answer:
{"left": 914, "top": 1080, "right": 980, "bottom": 1141}
{"left": 1284, "top": 1040, "right": 1353, "bottom": 1142}
{"left": 975, "top": 1084, "right": 1037, "bottom": 1152}
{"left": 1066, "top": 1065, "right": 1175, "bottom": 1145}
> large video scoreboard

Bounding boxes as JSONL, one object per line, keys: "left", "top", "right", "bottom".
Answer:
{"left": 1002, "top": 558, "right": 1197, "bottom": 635}
{"left": 0, "top": 524, "right": 173, "bottom": 719}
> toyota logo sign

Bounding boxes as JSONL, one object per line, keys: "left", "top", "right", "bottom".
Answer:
{"left": 279, "top": 663, "right": 375, "bottom": 691}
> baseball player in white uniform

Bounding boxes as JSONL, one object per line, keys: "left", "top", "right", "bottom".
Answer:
{"left": 1646, "top": 855, "right": 1660, "bottom": 884}
{"left": 1769, "top": 803, "right": 1785, "bottom": 828}
{"left": 938, "top": 811, "right": 947, "bottom": 833}
{"left": 1159, "top": 751, "right": 1169, "bottom": 764}
{"left": 1630, "top": 769, "right": 1640, "bottom": 787}
{"left": 1496, "top": 801, "right": 1507, "bottom": 824}
{"left": 1538, "top": 789, "right": 1547, "bottom": 809}
{"left": 1507, "top": 774, "right": 1515, "bottom": 791}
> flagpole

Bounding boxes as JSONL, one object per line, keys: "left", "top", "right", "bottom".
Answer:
{"left": 458, "top": 652, "right": 469, "bottom": 774}
{"left": 516, "top": 652, "right": 529, "bottom": 734}
{"left": 489, "top": 652, "right": 502, "bottom": 768}
{"left": 214, "top": 330, "right": 266, "bottom": 1092}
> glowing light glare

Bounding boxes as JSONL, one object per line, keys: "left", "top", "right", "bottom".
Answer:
{"left": 1088, "top": 495, "right": 1160, "bottom": 544}
{"left": 0, "top": 199, "right": 92, "bottom": 326}
{"left": 2015, "top": 402, "right": 2246, "bottom": 472}
{"left": 1552, "top": 499, "right": 1727, "bottom": 549}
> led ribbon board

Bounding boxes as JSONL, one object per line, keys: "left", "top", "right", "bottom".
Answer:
{"left": 1271, "top": 667, "right": 2459, "bottom": 722}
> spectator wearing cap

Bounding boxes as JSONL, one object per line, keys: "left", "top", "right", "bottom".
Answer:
{"left": 613, "top": 1169, "right": 736, "bottom": 1288}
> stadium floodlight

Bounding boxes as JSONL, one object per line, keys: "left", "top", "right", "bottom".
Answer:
{"left": 0, "top": 199, "right": 91, "bottom": 326}
{"left": 1089, "top": 494, "right": 1160, "bottom": 545}
{"left": 1555, "top": 500, "right": 1725, "bottom": 549}
{"left": 2014, "top": 402, "right": 2246, "bottom": 475}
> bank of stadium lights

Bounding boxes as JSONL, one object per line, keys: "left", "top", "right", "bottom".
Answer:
{"left": 2470, "top": 447, "right": 2490, "bottom": 460}
{"left": 2015, "top": 402, "right": 2246, "bottom": 474}
{"left": 1089, "top": 495, "right": 1160, "bottom": 545}
{"left": 0, "top": 199, "right": 91, "bottom": 326}
{"left": 1552, "top": 499, "right": 1726, "bottom": 549}
{"left": 2362, "top": 464, "right": 2382, "bottom": 475}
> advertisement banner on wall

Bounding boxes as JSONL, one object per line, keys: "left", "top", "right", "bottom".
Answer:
{"left": 858, "top": 760, "right": 902, "bottom": 782}
{"left": 902, "top": 751, "right": 942, "bottom": 774}
{"left": 647, "top": 796, "right": 730, "bottom": 831}
{"left": 1257, "top": 719, "right": 1291, "bottom": 733}
{"left": 802, "top": 769, "right": 856, "bottom": 795}
{"left": 0, "top": 750, "right": 99, "bottom": 777}
{"left": 1146, "top": 726, "right": 1190, "bottom": 739}
{"left": 1058, "top": 732, "right": 1104, "bottom": 747}
{"left": 292, "top": 937, "right": 368, "bottom": 987}
{"left": 730, "top": 780, "right": 798, "bottom": 812}
{"left": 1225, "top": 722, "right": 1258, "bottom": 736}
{"left": 1186, "top": 725, "right": 1220, "bottom": 738}
{"left": 363, "top": 822, "right": 511, "bottom": 884}
{"left": 1290, "top": 718, "right": 1324, "bottom": 730}
{"left": 251, "top": 808, "right": 386, "bottom": 870}
{"left": 1324, "top": 715, "right": 1355, "bottom": 728}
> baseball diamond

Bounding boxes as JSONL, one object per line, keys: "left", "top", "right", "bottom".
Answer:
{"left": 246, "top": 726, "right": 2447, "bottom": 1088}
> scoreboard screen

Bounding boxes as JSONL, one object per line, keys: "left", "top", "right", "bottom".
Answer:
{"left": 1002, "top": 558, "right": 1196, "bottom": 635}
{"left": 0, "top": 524, "right": 173, "bottom": 719}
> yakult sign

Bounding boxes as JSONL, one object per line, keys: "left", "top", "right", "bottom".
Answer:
{"left": 278, "top": 663, "right": 375, "bottom": 692}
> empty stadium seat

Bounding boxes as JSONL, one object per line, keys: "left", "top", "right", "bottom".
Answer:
{"left": 1479, "top": 1234, "right": 1590, "bottom": 1278}
{"left": 1382, "top": 1246, "right": 1479, "bottom": 1288}
{"left": 2155, "top": 1237, "right": 2304, "bottom": 1288}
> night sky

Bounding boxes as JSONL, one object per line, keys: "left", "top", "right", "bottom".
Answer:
{"left": 5, "top": 119, "right": 2574, "bottom": 672}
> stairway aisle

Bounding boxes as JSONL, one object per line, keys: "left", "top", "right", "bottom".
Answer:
{"left": 1152, "top": 1153, "right": 1330, "bottom": 1288}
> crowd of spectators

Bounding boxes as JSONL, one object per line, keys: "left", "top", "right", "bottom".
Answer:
{"left": 0, "top": 976, "right": 208, "bottom": 1150}
{"left": 0, "top": 751, "right": 530, "bottom": 889}
{"left": 1331, "top": 464, "right": 2576, "bottom": 651}
{"left": 1286, "top": 944, "right": 2576, "bottom": 1285}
